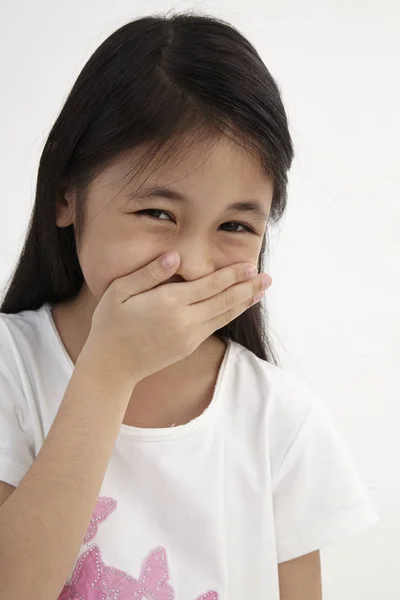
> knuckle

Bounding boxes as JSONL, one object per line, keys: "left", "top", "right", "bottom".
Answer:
{"left": 222, "top": 288, "right": 236, "bottom": 311}
{"left": 224, "top": 307, "right": 235, "bottom": 326}
{"left": 109, "top": 278, "right": 119, "bottom": 292}
{"left": 177, "top": 308, "right": 191, "bottom": 329}
{"left": 209, "top": 272, "right": 220, "bottom": 292}
{"left": 111, "top": 279, "right": 125, "bottom": 298}
{"left": 238, "top": 265, "right": 247, "bottom": 280}
{"left": 142, "top": 261, "right": 159, "bottom": 282}
{"left": 160, "top": 288, "right": 178, "bottom": 307}
{"left": 254, "top": 279, "right": 262, "bottom": 294}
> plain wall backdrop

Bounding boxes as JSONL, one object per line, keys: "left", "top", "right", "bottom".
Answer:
{"left": 1, "top": 0, "right": 398, "bottom": 597}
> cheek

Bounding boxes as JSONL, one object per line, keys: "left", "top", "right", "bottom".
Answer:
{"left": 76, "top": 226, "right": 166, "bottom": 299}
{"left": 222, "top": 241, "right": 261, "bottom": 267}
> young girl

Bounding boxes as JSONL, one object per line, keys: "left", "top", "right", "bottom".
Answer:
{"left": 0, "top": 11, "right": 378, "bottom": 600}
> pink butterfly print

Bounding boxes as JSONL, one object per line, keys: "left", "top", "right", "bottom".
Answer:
{"left": 58, "top": 545, "right": 173, "bottom": 600}
{"left": 97, "top": 546, "right": 219, "bottom": 600}
{"left": 58, "top": 545, "right": 218, "bottom": 600}
{"left": 83, "top": 497, "right": 117, "bottom": 544}
{"left": 59, "top": 496, "right": 218, "bottom": 599}
{"left": 99, "top": 546, "right": 174, "bottom": 599}
{"left": 58, "top": 546, "right": 104, "bottom": 600}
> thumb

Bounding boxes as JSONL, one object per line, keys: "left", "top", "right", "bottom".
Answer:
{"left": 159, "top": 251, "right": 180, "bottom": 270}
{"left": 114, "top": 252, "right": 181, "bottom": 300}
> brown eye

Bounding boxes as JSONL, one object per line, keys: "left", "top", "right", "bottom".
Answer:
{"left": 137, "top": 209, "right": 173, "bottom": 221}
{"left": 221, "top": 222, "right": 254, "bottom": 233}
{"left": 136, "top": 209, "right": 254, "bottom": 233}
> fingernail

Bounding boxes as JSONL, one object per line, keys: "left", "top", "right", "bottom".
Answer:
{"left": 245, "top": 265, "right": 258, "bottom": 279}
{"left": 161, "top": 252, "right": 179, "bottom": 268}
{"left": 261, "top": 274, "right": 272, "bottom": 288}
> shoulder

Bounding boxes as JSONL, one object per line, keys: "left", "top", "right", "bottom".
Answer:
{"left": 230, "top": 339, "right": 321, "bottom": 428}
{"left": 0, "top": 305, "right": 45, "bottom": 339}
{"left": 228, "top": 340, "right": 328, "bottom": 469}
{"left": 0, "top": 304, "right": 50, "bottom": 379}
{"left": 0, "top": 303, "right": 49, "bottom": 338}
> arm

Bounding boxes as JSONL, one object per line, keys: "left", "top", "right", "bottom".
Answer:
{"left": 0, "top": 353, "right": 138, "bottom": 600}
{"left": 278, "top": 550, "right": 322, "bottom": 600}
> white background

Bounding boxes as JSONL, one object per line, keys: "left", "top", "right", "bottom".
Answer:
{"left": 1, "top": 1, "right": 398, "bottom": 597}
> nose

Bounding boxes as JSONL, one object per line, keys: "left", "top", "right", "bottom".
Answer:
{"left": 159, "top": 239, "right": 216, "bottom": 284}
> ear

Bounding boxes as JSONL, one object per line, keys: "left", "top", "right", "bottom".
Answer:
{"left": 56, "top": 189, "right": 76, "bottom": 228}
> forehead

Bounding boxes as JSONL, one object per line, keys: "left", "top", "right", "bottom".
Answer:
{"left": 90, "top": 135, "right": 274, "bottom": 213}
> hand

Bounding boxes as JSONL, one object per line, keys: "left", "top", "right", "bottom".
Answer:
{"left": 81, "top": 252, "right": 272, "bottom": 384}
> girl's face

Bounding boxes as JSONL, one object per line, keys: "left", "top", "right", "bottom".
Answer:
{"left": 57, "top": 136, "right": 274, "bottom": 304}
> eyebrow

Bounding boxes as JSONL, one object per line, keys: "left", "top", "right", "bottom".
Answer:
{"left": 129, "top": 185, "right": 269, "bottom": 224}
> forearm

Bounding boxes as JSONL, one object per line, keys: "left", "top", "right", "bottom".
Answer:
{"left": 0, "top": 355, "right": 136, "bottom": 600}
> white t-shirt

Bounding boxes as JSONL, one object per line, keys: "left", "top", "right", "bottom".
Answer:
{"left": 0, "top": 302, "right": 378, "bottom": 599}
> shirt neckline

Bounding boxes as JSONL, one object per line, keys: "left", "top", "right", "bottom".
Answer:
{"left": 41, "top": 302, "right": 235, "bottom": 441}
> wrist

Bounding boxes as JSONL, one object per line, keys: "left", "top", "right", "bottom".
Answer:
{"left": 76, "top": 345, "right": 141, "bottom": 392}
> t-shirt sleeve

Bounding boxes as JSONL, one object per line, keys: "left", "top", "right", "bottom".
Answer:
{"left": 0, "top": 362, "right": 35, "bottom": 488}
{"left": 272, "top": 393, "right": 379, "bottom": 564}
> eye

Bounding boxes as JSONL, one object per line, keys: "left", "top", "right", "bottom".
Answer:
{"left": 136, "top": 209, "right": 255, "bottom": 233}
{"left": 222, "top": 221, "right": 254, "bottom": 234}
{"left": 138, "top": 209, "right": 172, "bottom": 222}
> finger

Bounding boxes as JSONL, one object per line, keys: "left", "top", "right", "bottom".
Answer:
{"left": 113, "top": 252, "right": 181, "bottom": 301}
{"left": 193, "top": 273, "right": 270, "bottom": 323}
{"left": 173, "top": 262, "right": 262, "bottom": 305}
{"left": 203, "top": 286, "right": 267, "bottom": 336}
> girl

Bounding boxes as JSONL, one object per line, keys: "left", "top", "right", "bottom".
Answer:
{"left": 0, "top": 11, "right": 378, "bottom": 600}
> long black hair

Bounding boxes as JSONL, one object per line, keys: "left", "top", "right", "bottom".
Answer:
{"left": 0, "top": 11, "right": 294, "bottom": 365}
